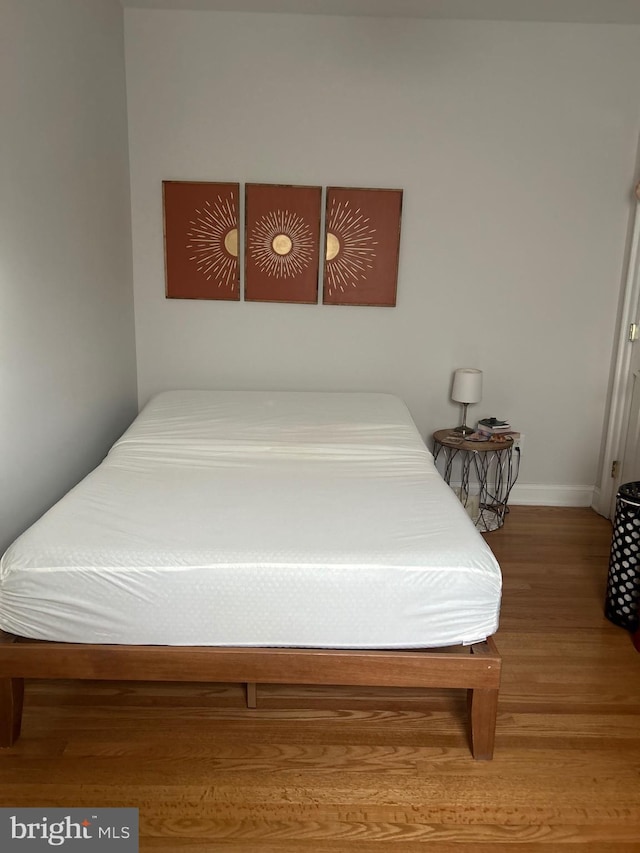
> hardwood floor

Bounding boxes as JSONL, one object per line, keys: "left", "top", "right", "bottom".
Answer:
{"left": 1, "top": 506, "right": 639, "bottom": 851}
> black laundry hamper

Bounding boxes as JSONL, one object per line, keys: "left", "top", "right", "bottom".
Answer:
{"left": 606, "top": 481, "right": 640, "bottom": 632}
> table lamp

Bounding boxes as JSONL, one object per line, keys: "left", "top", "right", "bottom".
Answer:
{"left": 451, "top": 368, "right": 483, "bottom": 436}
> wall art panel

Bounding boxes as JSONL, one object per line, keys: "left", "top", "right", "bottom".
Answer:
{"left": 322, "top": 187, "right": 403, "bottom": 307}
{"left": 245, "top": 183, "right": 322, "bottom": 304}
{"left": 163, "top": 181, "right": 240, "bottom": 300}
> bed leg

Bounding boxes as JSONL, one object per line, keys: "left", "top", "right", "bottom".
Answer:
{"left": 467, "top": 687, "right": 498, "bottom": 760}
{"left": 0, "top": 677, "right": 24, "bottom": 748}
{"left": 246, "top": 682, "right": 257, "bottom": 709}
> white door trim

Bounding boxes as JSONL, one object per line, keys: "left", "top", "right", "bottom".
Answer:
{"left": 595, "top": 185, "right": 640, "bottom": 518}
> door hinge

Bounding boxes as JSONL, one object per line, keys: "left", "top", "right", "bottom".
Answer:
{"left": 612, "top": 460, "right": 620, "bottom": 479}
{"left": 629, "top": 323, "right": 638, "bottom": 342}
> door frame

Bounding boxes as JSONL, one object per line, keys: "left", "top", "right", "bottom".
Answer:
{"left": 595, "top": 184, "right": 640, "bottom": 518}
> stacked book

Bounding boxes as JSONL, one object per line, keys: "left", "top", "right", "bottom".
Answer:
{"left": 476, "top": 418, "right": 520, "bottom": 441}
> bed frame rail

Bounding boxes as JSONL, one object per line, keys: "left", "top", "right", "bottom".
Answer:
{"left": 0, "top": 630, "right": 501, "bottom": 759}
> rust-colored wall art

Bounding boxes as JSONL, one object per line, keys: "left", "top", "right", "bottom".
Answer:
{"left": 163, "top": 181, "right": 240, "bottom": 300}
{"left": 322, "top": 187, "right": 403, "bottom": 307}
{"left": 245, "top": 183, "right": 322, "bottom": 303}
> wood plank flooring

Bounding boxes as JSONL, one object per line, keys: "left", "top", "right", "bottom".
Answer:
{"left": 2, "top": 506, "right": 640, "bottom": 851}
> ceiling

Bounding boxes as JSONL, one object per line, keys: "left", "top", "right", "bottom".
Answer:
{"left": 120, "top": 0, "right": 640, "bottom": 25}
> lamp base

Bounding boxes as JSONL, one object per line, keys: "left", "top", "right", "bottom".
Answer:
{"left": 453, "top": 424, "right": 474, "bottom": 437}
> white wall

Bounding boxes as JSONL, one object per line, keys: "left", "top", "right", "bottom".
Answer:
{"left": 125, "top": 10, "right": 640, "bottom": 499}
{"left": 0, "top": 0, "right": 138, "bottom": 552}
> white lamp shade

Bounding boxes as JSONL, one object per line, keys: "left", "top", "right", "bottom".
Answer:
{"left": 452, "top": 368, "right": 483, "bottom": 404}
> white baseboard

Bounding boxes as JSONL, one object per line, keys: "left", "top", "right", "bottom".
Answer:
{"left": 591, "top": 486, "right": 608, "bottom": 518}
{"left": 509, "top": 483, "right": 595, "bottom": 507}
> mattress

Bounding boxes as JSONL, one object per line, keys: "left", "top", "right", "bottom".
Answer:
{"left": 0, "top": 390, "right": 502, "bottom": 648}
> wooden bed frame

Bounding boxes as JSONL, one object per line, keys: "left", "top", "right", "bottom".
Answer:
{"left": 0, "top": 631, "right": 501, "bottom": 759}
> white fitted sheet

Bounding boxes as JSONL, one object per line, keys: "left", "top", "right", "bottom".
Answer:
{"left": 0, "top": 391, "right": 502, "bottom": 647}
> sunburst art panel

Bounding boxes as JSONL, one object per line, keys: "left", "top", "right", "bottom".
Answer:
{"left": 245, "top": 183, "right": 322, "bottom": 304}
{"left": 323, "top": 187, "right": 403, "bottom": 307}
{"left": 163, "top": 181, "right": 240, "bottom": 300}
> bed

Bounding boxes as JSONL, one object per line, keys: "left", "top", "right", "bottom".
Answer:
{"left": 0, "top": 390, "right": 502, "bottom": 758}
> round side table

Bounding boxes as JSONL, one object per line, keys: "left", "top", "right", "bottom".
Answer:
{"left": 432, "top": 429, "right": 520, "bottom": 532}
